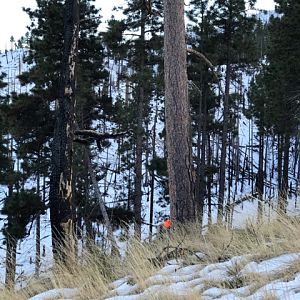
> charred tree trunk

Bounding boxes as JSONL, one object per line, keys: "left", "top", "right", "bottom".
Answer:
{"left": 164, "top": 0, "right": 195, "bottom": 223}
{"left": 49, "top": 0, "right": 79, "bottom": 262}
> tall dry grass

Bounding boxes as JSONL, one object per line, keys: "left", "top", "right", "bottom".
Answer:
{"left": 1, "top": 214, "right": 300, "bottom": 299}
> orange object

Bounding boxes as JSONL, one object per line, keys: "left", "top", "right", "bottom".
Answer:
{"left": 163, "top": 219, "right": 171, "bottom": 230}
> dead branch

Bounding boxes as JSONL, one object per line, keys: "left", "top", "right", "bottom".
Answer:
{"left": 75, "top": 130, "right": 127, "bottom": 141}
{"left": 187, "top": 48, "right": 225, "bottom": 96}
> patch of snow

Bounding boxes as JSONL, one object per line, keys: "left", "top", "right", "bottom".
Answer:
{"left": 241, "top": 253, "right": 300, "bottom": 276}
{"left": 28, "top": 288, "right": 78, "bottom": 300}
{"left": 113, "top": 281, "right": 138, "bottom": 296}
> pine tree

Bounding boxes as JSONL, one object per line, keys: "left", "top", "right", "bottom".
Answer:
{"left": 103, "top": 0, "right": 164, "bottom": 237}
{"left": 0, "top": 64, "right": 9, "bottom": 183}
{"left": 187, "top": 0, "right": 220, "bottom": 225}
{"left": 209, "top": 0, "right": 257, "bottom": 222}
{"left": 1, "top": 191, "right": 45, "bottom": 288}
{"left": 249, "top": 0, "right": 300, "bottom": 213}
{"left": 19, "top": 0, "right": 109, "bottom": 259}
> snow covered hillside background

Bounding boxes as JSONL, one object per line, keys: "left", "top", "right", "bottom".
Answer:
{"left": 1, "top": 5, "right": 300, "bottom": 299}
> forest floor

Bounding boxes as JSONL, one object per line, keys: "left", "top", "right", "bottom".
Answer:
{"left": 2, "top": 215, "right": 300, "bottom": 300}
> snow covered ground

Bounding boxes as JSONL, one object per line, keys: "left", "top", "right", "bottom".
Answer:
{"left": 28, "top": 251, "right": 300, "bottom": 299}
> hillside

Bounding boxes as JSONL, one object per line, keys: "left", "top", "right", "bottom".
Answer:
{"left": 2, "top": 216, "right": 300, "bottom": 299}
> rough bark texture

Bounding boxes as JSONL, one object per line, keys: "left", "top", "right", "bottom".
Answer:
{"left": 164, "top": 0, "right": 195, "bottom": 223}
{"left": 49, "top": 0, "right": 79, "bottom": 262}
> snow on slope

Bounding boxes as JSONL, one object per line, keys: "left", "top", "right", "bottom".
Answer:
{"left": 28, "top": 252, "right": 300, "bottom": 300}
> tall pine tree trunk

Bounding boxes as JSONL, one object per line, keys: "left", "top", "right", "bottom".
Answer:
{"left": 49, "top": 0, "right": 79, "bottom": 262}
{"left": 164, "top": 0, "right": 195, "bottom": 223}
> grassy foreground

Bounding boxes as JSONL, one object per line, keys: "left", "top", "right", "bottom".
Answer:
{"left": 1, "top": 215, "right": 300, "bottom": 299}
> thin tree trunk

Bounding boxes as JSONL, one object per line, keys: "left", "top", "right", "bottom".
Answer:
{"left": 257, "top": 132, "right": 264, "bottom": 223}
{"left": 5, "top": 236, "right": 17, "bottom": 289}
{"left": 207, "top": 134, "right": 212, "bottom": 226}
{"left": 5, "top": 138, "right": 16, "bottom": 289}
{"left": 88, "top": 153, "right": 120, "bottom": 257}
{"left": 277, "top": 134, "right": 283, "bottom": 201}
{"left": 49, "top": 0, "right": 79, "bottom": 262}
{"left": 164, "top": 0, "right": 195, "bottom": 223}
{"left": 149, "top": 99, "right": 158, "bottom": 240}
{"left": 217, "top": 63, "right": 231, "bottom": 223}
{"left": 279, "top": 134, "right": 290, "bottom": 213}
{"left": 35, "top": 152, "right": 41, "bottom": 277}
{"left": 196, "top": 86, "right": 207, "bottom": 226}
{"left": 133, "top": 2, "right": 147, "bottom": 240}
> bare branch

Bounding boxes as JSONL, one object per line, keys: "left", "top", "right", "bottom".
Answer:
{"left": 187, "top": 48, "right": 225, "bottom": 96}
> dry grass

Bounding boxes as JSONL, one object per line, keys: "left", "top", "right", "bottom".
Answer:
{"left": 147, "top": 290, "right": 202, "bottom": 300}
{"left": 1, "top": 214, "right": 300, "bottom": 299}
{"left": 0, "top": 277, "right": 53, "bottom": 300}
{"left": 197, "top": 215, "right": 300, "bottom": 264}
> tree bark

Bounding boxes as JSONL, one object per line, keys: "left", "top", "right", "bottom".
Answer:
{"left": 49, "top": 0, "right": 79, "bottom": 262}
{"left": 164, "top": 0, "right": 195, "bottom": 223}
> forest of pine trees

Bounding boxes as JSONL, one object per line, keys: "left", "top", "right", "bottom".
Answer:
{"left": 0, "top": 0, "right": 299, "bottom": 289}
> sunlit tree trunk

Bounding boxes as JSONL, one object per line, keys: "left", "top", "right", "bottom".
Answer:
{"left": 164, "top": 0, "right": 195, "bottom": 223}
